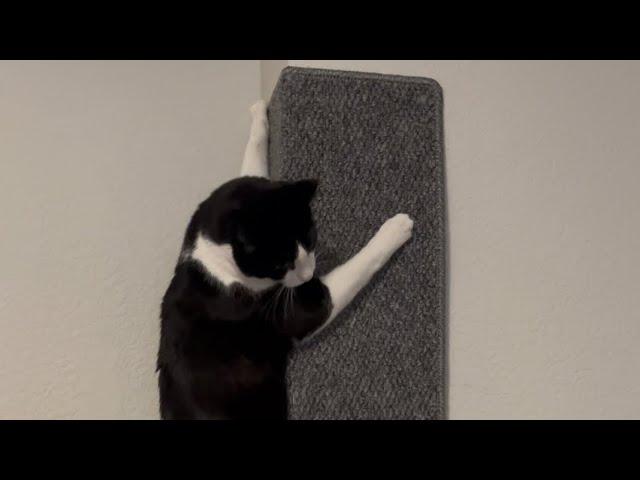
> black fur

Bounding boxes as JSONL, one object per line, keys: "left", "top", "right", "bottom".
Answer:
{"left": 157, "top": 177, "right": 331, "bottom": 420}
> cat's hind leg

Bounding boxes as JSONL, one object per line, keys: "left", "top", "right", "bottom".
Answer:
{"left": 304, "top": 214, "right": 414, "bottom": 341}
{"left": 240, "top": 100, "right": 270, "bottom": 178}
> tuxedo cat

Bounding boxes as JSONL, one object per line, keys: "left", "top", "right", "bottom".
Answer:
{"left": 157, "top": 100, "right": 413, "bottom": 419}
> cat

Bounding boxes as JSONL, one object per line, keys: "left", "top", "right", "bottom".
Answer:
{"left": 156, "top": 100, "right": 414, "bottom": 419}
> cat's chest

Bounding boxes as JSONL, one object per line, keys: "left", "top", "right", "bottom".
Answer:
{"left": 207, "top": 285, "right": 291, "bottom": 328}
{"left": 195, "top": 302, "right": 287, "bottom": 357}
{"left": 189, "top": 281, "right": 291, "bottom": 360}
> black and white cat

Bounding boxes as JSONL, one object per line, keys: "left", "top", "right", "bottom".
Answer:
{"left": 157, "top": 100, "right": 413, "bottom": 419}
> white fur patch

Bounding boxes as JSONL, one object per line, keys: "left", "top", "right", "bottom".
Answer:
{"left": 240, "top": 100, "right": 269, "bottom": 178}
{"left": 189, "top": 233, "right": 276, "bottom": 292}
{"left": 283, "top": 244, "right": 316, "bottom": 288}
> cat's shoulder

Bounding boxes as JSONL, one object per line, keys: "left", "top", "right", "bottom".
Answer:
{"left": 161, "top": 260, "right": 261, "bottom": 323}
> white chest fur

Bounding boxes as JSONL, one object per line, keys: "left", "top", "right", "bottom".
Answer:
{"left": 189, "top": 233, "right": 277, "bottom": 292}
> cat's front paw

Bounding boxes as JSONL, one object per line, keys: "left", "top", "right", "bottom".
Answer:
{"left": 249, "top": 100, "right": 268, "bottom": 138}
{"left": 371, "top": 213, "right": 414, "bottom": 253}
{"left": 250, "top": 100, "right": 268, "bottom": 120}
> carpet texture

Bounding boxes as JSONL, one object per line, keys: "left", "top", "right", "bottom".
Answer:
{"left": 268, "top": 67, "right": 447, "bottom": 419}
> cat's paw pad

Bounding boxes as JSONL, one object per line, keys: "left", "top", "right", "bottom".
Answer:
{"left": 373, "top": 213, "right": 414, "bottom": 250}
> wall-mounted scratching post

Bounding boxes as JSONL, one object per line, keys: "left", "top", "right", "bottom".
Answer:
{"left": 269, "top": 67, "right": 447, "bottom": 419}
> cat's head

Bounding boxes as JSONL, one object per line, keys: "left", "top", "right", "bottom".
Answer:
{"left": 228, "top": 178, "right": 318, "bottom": 288}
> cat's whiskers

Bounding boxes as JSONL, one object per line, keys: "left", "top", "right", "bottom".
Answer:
{"left": 262, "top": 281, "right": 298, "bottom": 322}
{"left": 278, "top": 285, "right": 289, "bottom": 317}
{"left": 292, "top": 288, "right": 297, "bottom": 317}
{"left": 287, "top": 287, "right": 296, "bottom": 319}
{"left": 284, "top": 287, "right": 291, "bottom": 317}
{"left": 263, "top": 284, "right": 282, "bottom": 320}
{"left": 272, "top": 285, "right": 286, "bottom": 319}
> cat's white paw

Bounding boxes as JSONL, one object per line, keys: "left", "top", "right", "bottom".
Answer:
{"left": 249, "top": 100, "right": 268, "bottom": 120}
{"left": 371, "top": 213, "right": 414, "bottom": 253}
{"left": 249, "top": 100, "right": 268, "bottom": 139}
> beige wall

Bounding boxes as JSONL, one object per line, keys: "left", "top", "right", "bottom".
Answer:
{"left": 260, "top": 60, "right": 288, "bottom": 101}
{"left": 0, "top": 61, "right": 260, "bottom": 418}
{"left": 290, "top": 60, "right": 640, "bottom": 419}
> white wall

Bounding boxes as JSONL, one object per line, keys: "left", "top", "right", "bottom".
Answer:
{"left": 261, "top": 60, "right": 288, "bottom": 101}
{"left": 290, "top": 61, "right": 640, "bottom": 419}
{"left": 0, "top": 61, "right": 260, "bottom": 419}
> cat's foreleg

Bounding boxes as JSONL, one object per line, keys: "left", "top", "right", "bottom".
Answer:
{"left": 306, "top": 213, "right": 414, "bottom": 340}
{"left": 240, "top": 100, "right": 269, "bottom": 178}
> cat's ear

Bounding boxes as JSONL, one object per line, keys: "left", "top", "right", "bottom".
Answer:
{"left": 289, "top": 179, "right": 318, "bottom": 204}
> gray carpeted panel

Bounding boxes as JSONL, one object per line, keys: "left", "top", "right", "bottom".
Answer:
{"left": 268, "top": 67, "right": 447, "bottom": 419}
